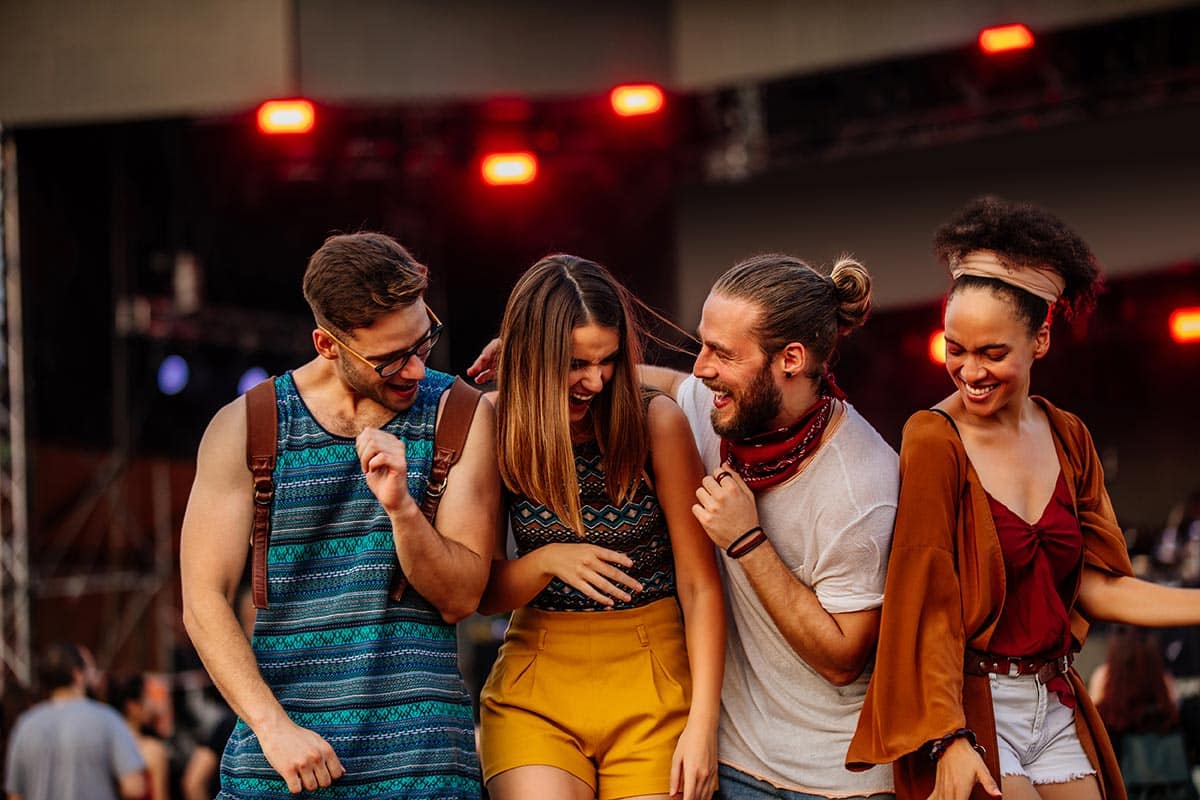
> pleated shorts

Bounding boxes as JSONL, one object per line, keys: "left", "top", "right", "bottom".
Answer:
{"left": 479, "top": 597, "right": 692, "bottom": 800}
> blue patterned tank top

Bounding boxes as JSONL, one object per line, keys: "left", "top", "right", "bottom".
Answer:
{"left": 219, "top": 370, "right": 480, "bottom": 800}
{"left": 511, "top": 438, "right": 676, "bottom": 612}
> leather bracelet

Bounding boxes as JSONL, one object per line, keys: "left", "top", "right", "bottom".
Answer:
{"left": 927, "top": 728, "right": 986, "bottom": 762}
{"left": 726, "top": 526, "right": 767, "bottom": 559}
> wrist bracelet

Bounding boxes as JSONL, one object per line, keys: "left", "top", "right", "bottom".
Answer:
{"left": 725, "top": 526, "right": 767, "bottom": 559}
{"left": 927, "top": 728, "right": 986, "bottom": 762}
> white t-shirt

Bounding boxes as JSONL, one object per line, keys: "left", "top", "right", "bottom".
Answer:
{"left": 676, "top": 375, "right": 898, "bottom": 797}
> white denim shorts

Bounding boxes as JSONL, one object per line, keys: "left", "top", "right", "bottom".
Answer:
{"left": 990, "top": 672, "right": 1097, "bottom": 785}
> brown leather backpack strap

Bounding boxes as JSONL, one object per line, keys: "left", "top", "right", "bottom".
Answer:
{"left": 245, "top": 378, "right": 278, "bottom": 609}
{"left": 421, "top": 377, "right": 484, "bottom": 522}
{"left": 388, "top": 377, "right": 483, "bottom": 601}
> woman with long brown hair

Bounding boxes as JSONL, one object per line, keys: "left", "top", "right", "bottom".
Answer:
{"left": 477, "top": 254, "right": 725, "bottom": 800}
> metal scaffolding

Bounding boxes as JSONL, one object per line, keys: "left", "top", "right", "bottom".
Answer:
{"left": 0, "top": 129, "right": 31, "bottom": 694}
{"left": 0, "top": 132, "right": 184, "bottom": 693}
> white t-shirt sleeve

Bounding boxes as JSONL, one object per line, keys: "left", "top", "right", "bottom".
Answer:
{"left": 674, "top": 375, "right": 721, "bottom": 470}
{"left": 810, "top": 502, "right": 895, "bottom": 614}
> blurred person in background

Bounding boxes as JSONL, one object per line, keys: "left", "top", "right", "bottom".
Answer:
{"left": 1156, "top": 490, "right": 1200, "bottom": 583}
{"left": 4, "top": 641, "right": 146, "bottom": 800}
{"left": 108, "top": 674, "right": 170, "bottom": 800}
{"left": 1093, "top": 626, "right": 1197, "bottom": 800}
{"left": 848, "top": 196, "right": 1200, "bottom": 800}
{"left": 476, "top": 254, "right": 725, "bottom": 800}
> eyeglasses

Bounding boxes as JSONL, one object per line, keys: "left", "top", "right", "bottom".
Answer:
{"left": 319, "top": 307, "right": 443, "bottom": 378}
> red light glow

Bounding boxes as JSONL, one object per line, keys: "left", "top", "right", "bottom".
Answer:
{"left": 1169, "top": 307, "right": 1200, "bottom": 344}
{"left": 929, "top": 330, "right": 947, "bottom": 365}
{"left": 979, "top": 23, "right": 1035, "bottom": 54}
{"left": 610, "top": 84, "right": 665, "bottom": 117}
{"left": 256, "top": 99, "right": 315, "bottom": 134}
{"left": 481, "top": 152, "right": 538, "bottom": 186}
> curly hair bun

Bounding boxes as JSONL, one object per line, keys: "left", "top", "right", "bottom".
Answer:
{"left": 935, "top": 195, "right": 1102, "bottom": 319}
{"left": 830, "top": 255, "right": 872, "bottom": 335}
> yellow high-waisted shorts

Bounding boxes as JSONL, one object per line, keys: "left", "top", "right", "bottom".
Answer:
{"left": 479, "top": 597, "right": 692, "bottom": 799}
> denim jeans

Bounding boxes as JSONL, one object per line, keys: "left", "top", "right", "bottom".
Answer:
{"left": 715, "top": 764, "right": 894, "bottom": 800}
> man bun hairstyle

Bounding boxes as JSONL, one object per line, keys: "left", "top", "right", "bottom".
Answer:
{"left": 935, "top": 195, "right": 1102, "bottom": 333}
{"left": 713, "top": 253, "right": 873, "bottom": 380}
{"left": 830, "top": 256, "right": 872, "bottom": 336}
{"left": 302, "top": 232, "right": 429, "bottom": 334}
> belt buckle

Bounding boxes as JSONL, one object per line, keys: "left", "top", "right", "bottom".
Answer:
{"left": 1007, "top": 659, "right": 1021, "bottom": 678}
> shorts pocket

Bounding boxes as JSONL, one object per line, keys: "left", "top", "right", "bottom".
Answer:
{"left": 481, "top": 646, "right": 539, "bottom": 705}
{"left": 643, "top": 625, "right": 691, "bottom": 707}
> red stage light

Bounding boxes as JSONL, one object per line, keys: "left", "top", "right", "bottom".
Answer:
{"left": 481, "top": 152, "right": 538, "bottom": 186}
{"left": 979, "top": 23, "right": 1035, "bottom": 54}
{"left": 928, "top": 330, "right": 947, "bottom": 365}
{"left": 256, "top": 99, "right": 315, "bottom": 134}
{"left": 610, "top": 84, "right": 665, "bottom": 117}
{"left": 1169, "top": 307, "right": 1200, "bottom": 344}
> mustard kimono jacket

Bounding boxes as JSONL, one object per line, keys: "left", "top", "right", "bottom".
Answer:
{"left": 846, "top": 397, "right": 1133, "bottom": 800}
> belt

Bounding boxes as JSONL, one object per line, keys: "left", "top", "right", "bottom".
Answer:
{"left": 964, "top": 650, "right": 1073, "bottom": 685}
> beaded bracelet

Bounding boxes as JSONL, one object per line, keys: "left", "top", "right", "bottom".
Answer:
{"left": 725, "top": 526, "right": 767, "bottom": 559}
{"left": 927, "top": 728, "right": 986, "bottom": 762}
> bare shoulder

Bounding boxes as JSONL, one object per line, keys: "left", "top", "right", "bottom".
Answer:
{"left": 141, "top": 734, "right": 169, "bottom": 762}
{"left": 468, "top": 391, "right": 496, "bottom": 434}
{"left": 646, "top": 393, "right": 689, "bottom": 438}
{"left": 196, "top": 396, "right": 250, "bottom": 472}
{"left": 455, "top": 385, "right": 496, "bottom": 461}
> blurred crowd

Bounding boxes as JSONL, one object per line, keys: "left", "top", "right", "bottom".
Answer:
{"left": 2, "top": 494, "right": 1197, "bottom": 799}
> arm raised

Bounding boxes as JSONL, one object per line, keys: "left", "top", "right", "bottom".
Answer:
{"left": 637, "top": 364, "right": 689, "bottom": 399}
{"left": 373, "top": 392, "right": 502, "bottom": 622}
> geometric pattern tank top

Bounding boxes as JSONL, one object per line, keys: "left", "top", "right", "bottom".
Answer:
{"left": 510, "top": 438, "right": 676, "bottom": 612}
{"left": 219, "top": 370, "right": 480, "bottom": 799}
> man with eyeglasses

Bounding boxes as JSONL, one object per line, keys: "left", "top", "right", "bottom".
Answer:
{"left": 181, "top": 232, "right": 500, "bottom": 799}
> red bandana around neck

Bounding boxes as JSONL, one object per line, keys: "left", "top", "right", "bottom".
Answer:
{"left": 720, "top": 393, "right": 839, "bottom": 493}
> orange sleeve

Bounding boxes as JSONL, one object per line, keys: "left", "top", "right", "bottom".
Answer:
{"left": 848, "top": 412, "right": 970, "bottom": 768}
{"left": 1051, "top": 407, "right": 1134, "bottom": 647}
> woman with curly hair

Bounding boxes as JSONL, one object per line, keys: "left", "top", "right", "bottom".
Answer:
{"left": 477, "top": 254, "right": 725, "bottom": 800}
{"left": 847, "top": 196, "right": 1200, "bottom": 800}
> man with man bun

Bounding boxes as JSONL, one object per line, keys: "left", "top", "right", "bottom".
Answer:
{"left": 649, "top": 255, "right": 898, "bottom": 799}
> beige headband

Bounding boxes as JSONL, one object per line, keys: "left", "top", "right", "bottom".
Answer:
{"left": 950, "top": 250, "right": 1065, "bottom": 305}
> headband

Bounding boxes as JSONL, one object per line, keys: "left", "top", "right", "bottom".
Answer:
{"left": 949, "top": 250, "right": 1065, "bottom": 305}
